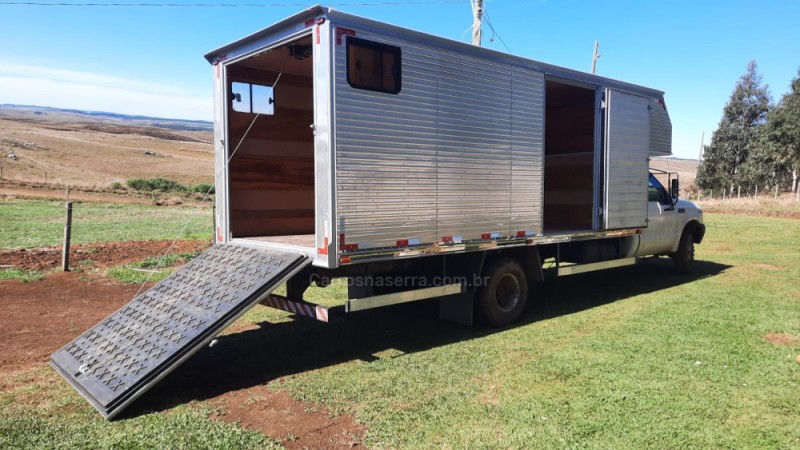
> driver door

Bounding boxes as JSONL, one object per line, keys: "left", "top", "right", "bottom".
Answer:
{"left": 637, "top": 174, "right": 678, "bottom": 256}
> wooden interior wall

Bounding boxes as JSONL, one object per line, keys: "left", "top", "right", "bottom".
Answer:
{"left": 544, "top": 82, "right": 596, "bottom": 232}
{"left": 227, "top": 65, "right": 315, "bottom": 238}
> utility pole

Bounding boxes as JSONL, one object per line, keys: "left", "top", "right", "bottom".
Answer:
{"left": 471, "top": 0, "right": 483, "bottom": 46}
{"left": 591, "top": 40, "right": 600, "bottom": 74}
{"left": 698, "top": 130, "right": 705, "bottom": 163}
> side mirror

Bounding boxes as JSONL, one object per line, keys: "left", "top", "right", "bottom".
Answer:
{"left": 671, "top": 178, "right": 680, "bottom": 200}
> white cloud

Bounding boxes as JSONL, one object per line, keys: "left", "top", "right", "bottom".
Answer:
{"left": 0, "top": 63, "right": 211, "bottom": 121}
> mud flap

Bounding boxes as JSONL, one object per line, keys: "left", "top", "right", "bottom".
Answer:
{"left": 50, "top": 244, "right": 310, "bottom": 419}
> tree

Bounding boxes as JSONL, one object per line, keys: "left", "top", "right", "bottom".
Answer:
{"left": 755, "top": 69, "right": 800, "bottom": 198}
{"left": 696, "top": 61, "right": 771, "bottom": 193}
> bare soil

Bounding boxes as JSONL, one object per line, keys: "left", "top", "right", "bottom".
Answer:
{"left": 212, "top": 387, "right": 366, "bottom": 449}
{"left": 763, "top": 332, "right": 799, "bottom": 347}
{"left": 0, "top": 245, "right": 366, "bottom": 446}
{"left": 0, "top": 239, "right": 210, "bottom": 271}
{"left": 0, "top": 272, "right": 138, "bottom": 371}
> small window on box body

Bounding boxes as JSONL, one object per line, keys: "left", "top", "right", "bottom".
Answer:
{"left": 346, "top": 36, "right": 401, "bottom": 94}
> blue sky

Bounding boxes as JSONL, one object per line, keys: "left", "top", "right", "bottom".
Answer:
{"left": 0, "top": 0, "right": 798, "bottom": 159}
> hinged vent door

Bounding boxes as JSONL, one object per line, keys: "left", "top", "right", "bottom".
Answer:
{"left": 603, "top": 90, "right": 650, "bottom": 230}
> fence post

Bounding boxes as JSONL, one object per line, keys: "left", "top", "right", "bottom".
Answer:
{"left": 62, "top": 187, "right": 73, "bottom": 272}
{"left": 755, "top": 185, "right": 758, "bottom": 199}
{"left": 775, "top": 185, "right": 778, "bottom": 199}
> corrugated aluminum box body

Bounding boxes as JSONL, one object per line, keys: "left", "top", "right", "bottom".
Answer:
{"left": 205, "top": 6, "right": 672, "bottom": 270}
{"left": 333, "top": 27, "right": 545, "bottom": 251}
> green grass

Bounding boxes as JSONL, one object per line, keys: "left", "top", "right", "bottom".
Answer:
{"left": 0, "top": 367, "right": 278, "bottom": 449}
{"left": 0, "top": 268, "right": 44, "bottom": 283}
{"left": 267, "top": 214, "right": 800, "bottom": 448}
{"left": 1, "top": 213, "right": 798, "bottom": 448}
{"left": 0, "top": 198, "right": 212, "bottom": 249}
{"left": 106, "top": 250, "right": 205, "bottom": 284}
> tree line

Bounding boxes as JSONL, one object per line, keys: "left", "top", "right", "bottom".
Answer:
{"left": 696, "top": 61, "right": 800, "bottom": 199}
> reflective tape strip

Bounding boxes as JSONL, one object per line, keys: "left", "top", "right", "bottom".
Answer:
{"left": 261, "top": 296, "right": 329, "bottom": 322}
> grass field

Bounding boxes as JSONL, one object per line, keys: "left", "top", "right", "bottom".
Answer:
{"left": 1, "top": 210, "right": 798, "bottom": 448}
{"left": 0, "top": 198, "right": 212, "bottom": 249}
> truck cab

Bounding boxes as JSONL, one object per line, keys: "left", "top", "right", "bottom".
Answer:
{"left": 637, "top": 170, "right": 705, "bottom": 273}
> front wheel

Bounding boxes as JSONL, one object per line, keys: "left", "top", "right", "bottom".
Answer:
{"left": 671, "top": 229, "right": 695, "bottom": 274}
{"left": 476, "top": 258, "right": 528, "bottom": 326}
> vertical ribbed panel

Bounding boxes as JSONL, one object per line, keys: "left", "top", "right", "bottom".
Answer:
{"left": 334, "top": 29, "right": 545, "bottom": 249}
{"left": 604, "top": 90, "right": 650, "bottom": 230}
{"left": 648, "top": 97, "right": 672, "bottom": 156}
{"left": 511, "top": 68, "right": 545, "bottom": 235}
{"left": 434, "top": 48, "right": 513, "bottom": 241}
{"left": 335, "top": 31, "right": 439, "bottom": 247}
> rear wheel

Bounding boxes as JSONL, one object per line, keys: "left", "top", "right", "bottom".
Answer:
{"left": 672, "top": 229, "right": 695, "bottom": 274}
{"left": 476, "top": 258, "right": 528, "bottom": 326}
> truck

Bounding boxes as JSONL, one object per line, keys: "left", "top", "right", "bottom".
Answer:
{"left": 51, "top": 5, "right": 705, "bottom": 419}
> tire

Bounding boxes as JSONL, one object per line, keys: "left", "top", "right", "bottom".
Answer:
{"left": 672, "top": 229, "right": 695, "bottom": 274}
{"left": 476, "top": 258, "right": 528, "bottom": 326}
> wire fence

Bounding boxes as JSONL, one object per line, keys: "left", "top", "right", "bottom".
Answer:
{"left": 0, "top": 197, "right": 213, "bottom": 250}
{"left": 690, "top": 185, "right": 799, "bottom": 202}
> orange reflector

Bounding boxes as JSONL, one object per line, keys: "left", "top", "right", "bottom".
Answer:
{"left": 339, "top": 256, "right": 352, "bottom": 264}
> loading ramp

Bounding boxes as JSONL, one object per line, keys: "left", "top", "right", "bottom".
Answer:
{"left": 50, "top": 244, "right": 311, "bottom": 419}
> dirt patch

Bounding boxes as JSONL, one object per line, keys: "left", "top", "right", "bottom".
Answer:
{"left": 763, "top": 333, "right": 799, "bottom": 347}
{"left": 0, "top": 272, "right": 140, "bottom": 371}
{"left": 0, "top": 255, "right": 368, "bottom": 445}
{"left": 211, "top": 387, "right": 366, "bottom": 449}
{"left": 0, "top": 239, "right": 209, "bottom": 271}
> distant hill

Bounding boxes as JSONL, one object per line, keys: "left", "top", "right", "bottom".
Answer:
{"left": 0, "top": 104, "right": 212, "bottom": 132}
{"left": 0, "top": 104, "right": 213, "bottom": 192}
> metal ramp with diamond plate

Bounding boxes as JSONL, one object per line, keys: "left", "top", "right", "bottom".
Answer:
{"left": 50, "top": 244, "right": 310, "bottom": 419}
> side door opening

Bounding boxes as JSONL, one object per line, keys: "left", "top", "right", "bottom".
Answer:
{"left": 543, "top": 80, "right": 597, "bottom": 234}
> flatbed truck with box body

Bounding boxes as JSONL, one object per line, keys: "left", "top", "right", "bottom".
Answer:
{"left": 51, "top": 5, "right": 705, "bottom": 419}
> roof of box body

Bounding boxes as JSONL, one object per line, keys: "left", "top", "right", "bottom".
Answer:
{"left": 204, "top": 5, "right": 664, "bottom": 98}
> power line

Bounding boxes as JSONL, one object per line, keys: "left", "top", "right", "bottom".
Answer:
{"left": 482, "top": 9, "right": 511, "bottom": 54}
{"left": 0, "top": 1, "right": 468, "bottom": 6}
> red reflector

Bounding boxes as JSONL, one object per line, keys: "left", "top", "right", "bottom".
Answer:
{"left": 339, "top": 233, "right": 346, "bottom": 247}
{"left": 304, "top": 19, "right": 315, "bottom": 27}
{"left": 442, "top": 236, "right": 453, "bottom": 243}
{"left": 336, "top": 27, "right": 356, "bottom": 45}
{"left": 315, "top": 17, "right": 326, "bottom": 25}
{"left": 516, "top": 231, "right": 526, "bottom": 237}
{"left": 481, "top": 233, "right": 491, "bottom": 239}
{"left": 396, "top": 239, "right": 409, "bottom": 247}
{"left": 342, "top": 243, "right": 359, "bottom": 251}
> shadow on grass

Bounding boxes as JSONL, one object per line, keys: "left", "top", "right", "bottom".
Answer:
{"left": 126, "top": 258, "right": 730, "bottom": 418}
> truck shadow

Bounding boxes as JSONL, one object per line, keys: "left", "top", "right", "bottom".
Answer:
{"left": 127, "top": 258, "right": 729, "bottom": 418}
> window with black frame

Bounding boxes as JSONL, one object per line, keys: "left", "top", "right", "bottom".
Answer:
{"left": 346, "top": 36, "right": 401, "bottom": 94}
{"left": 648, "top": 174, "right": 670, "bottom": 204}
